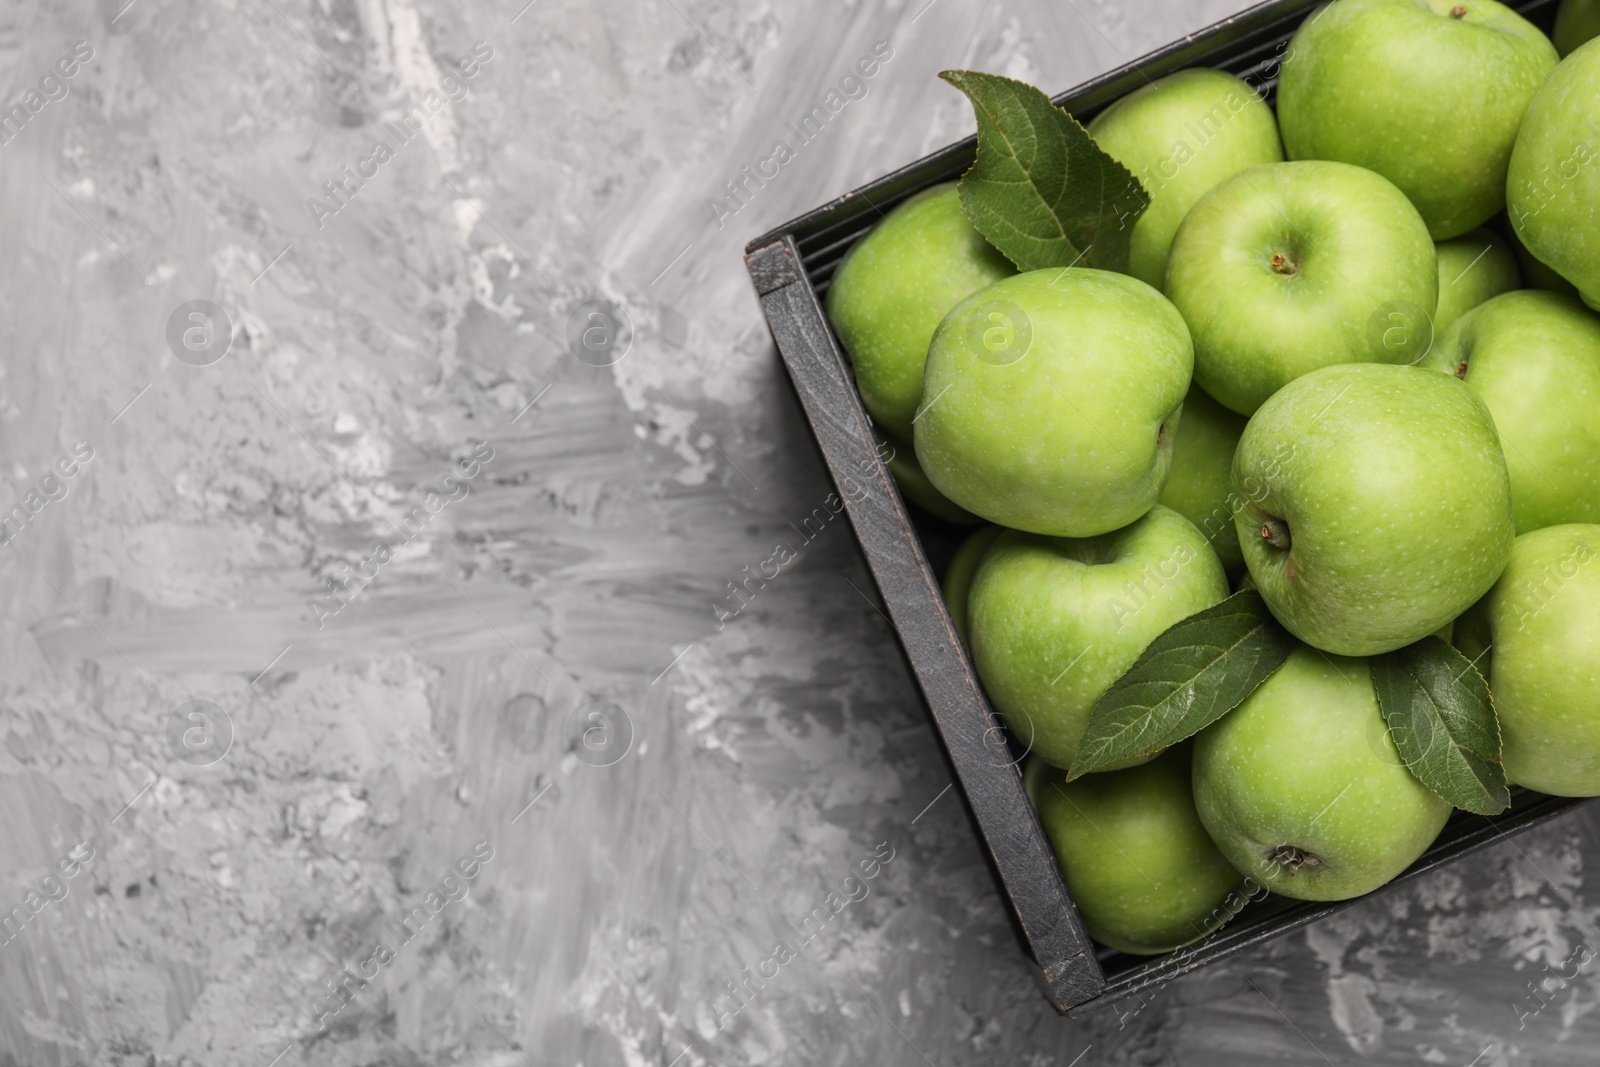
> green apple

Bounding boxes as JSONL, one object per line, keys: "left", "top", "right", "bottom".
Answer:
{"left": 1234, "top": 363, "right": 1515, "bottom": 656}
{"left": 1507, "top": 39, "right": 1600, "bottom": 310}
{"left": 916, "top": 268, "right": 1192, "bottom": 536}
{"left": 1421, "top": 291, "right": 1600, "bottom": 533}
{"left": 1472, "top": 524, "right": 1600, "bottom": 795}
{"left": 969, "top": 505, "right": 1228, "bottom": 769}
{"left": 825, "top": 183, "right": 1014, "bottom": 440}
{"left": 1157, "top": 386, "right": 1249, "bottom": 570}
{"left": 1026, "top": 750, "right": 1247, "bottom": 954}
{"left": 1193, "top": 646, "right": 1451, "bottom": 901}
{"left": 1165, "top": 160, "right": 1437, "bottom": 415}
{"left": 1433, "top": 228, "right": 1521, "bottom": 333}
{"left": 942, "top": 525, "right": 1003, "bottom": 648}
{"left": 875, "top": 429, "right": 980, "bottom": 525}
{"left": 1277, "top": 0, "right": 1558, "bottom": 239}
{"left": 1087, "top": 68, "right": 1283, "bottom": 289}
{"left": 1555, "top": 0, "right": 1600, "bottom": 55}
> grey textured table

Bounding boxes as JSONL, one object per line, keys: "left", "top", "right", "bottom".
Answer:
{"left": 1, "top": 0, "right": 1597, "bottom": 1064}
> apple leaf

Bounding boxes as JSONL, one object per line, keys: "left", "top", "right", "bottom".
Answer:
{"left": 939, "top": 70, "right": 1148, "bottom": 273}
{"left": 1370, "top": 636, "right": 1509, "bottom": 816}
{"left": 1067, "top": 590, "right": 1297, "bottom": 778}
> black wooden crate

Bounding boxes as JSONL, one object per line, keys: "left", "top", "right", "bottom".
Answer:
{"left": 742, "top": 0, "right": 1589, "bottom": 1015}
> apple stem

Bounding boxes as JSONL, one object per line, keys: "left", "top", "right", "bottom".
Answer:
{"left": 1260, "top": 518, "right": 1292, "bottom": 551}
{"left": 1268, "top": 253, "right": 1298, "bottom": 276}
{"left": 1271, "top": 844, "right": 1321, "bottom": 873}
{"left": 1450, "top": 3, "right": 1467, "bottom": 15}
{"left": 1454, "top": 360, "right": 1469, "bottom": 380}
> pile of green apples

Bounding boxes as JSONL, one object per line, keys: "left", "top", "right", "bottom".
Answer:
{"left": 825, "top": 0, "right": 1600, "bottom": 954}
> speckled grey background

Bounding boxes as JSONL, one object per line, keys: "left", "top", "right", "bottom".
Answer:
{"left": 1, "top": 0, "right": 1598, "bottom": 1063}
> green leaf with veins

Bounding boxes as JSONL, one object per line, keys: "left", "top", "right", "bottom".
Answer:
{"left": 939, "top": 69, "right": 1149, "bottom": 273}
{"left": 1067, "top": 590, "right": 1297, "bottom": 778}
{"left": 1370, "top": 636, "right": 1509, "bottom": 816}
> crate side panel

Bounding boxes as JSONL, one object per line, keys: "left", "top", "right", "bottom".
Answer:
{"left": 748, "top": 237, "right": 1103, "bottom": 1008}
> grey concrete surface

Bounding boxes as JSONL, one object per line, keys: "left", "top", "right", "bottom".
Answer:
{"left": 0, "top": 0, "right": 1598, "bottom": 1064}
